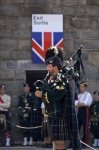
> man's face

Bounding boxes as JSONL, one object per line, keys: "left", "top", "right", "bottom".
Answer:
{"left": 0, "top": 88, "right": 5, "bottom": 95}
{"left": 80, "top": 84, "right": 87, "bottom": 93}
{"left": 94, "top": 93, "right": 99, "bottom": 101}
{"left": 47, "top": 64, "right": 55, "bottom": 75}
{"left": 23, "top": 86, "right": 30, "bottom": 94}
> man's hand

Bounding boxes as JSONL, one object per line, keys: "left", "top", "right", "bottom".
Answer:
{"left": 35, "top": 90, "right": 42, "bottom": 98}
{"left": 76, "top": 101, "right": 86, "bottom": 107}
{"left": 34, "top": 80, "right": 44, "bottom": 88}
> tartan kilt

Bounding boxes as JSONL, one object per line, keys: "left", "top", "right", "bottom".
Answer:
{"left": 19, "top": 111, "right": 32, "bottom": 127}
{"left": 42, "top": 110, "right": 69, "bottom": 141}
{"left": 0, "top": 110, "right": 11, "bottom": 131}
{"left": 90, "top": 122, "right": 99, "bottom": 137}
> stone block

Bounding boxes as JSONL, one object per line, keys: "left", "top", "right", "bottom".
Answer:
{"left": 83, "top": 61, "right": 99, "bottom": 80}
{"left": 64, "top": 31, "right": 74, "bottom": 39}
{"left": 0, "top": 17, "right": 6, "bottom": 29}
{"left": 75, "top": 6, "right": 99, "bottom": 17}
{"left": 63, "top": 6, "right": 75, "bottom": 16}
{"left": 17, "top": 60, "right": 34, "bottom": 70}
{"left": 11, "top": 50, "right": 31, "bottom": 60}
{"left": 6, "top": 61, "right": 19, "bottom": 70}
{"left": 64, "top": 16, "right": 70, "bottom": 29}
{"left": 75, "top": 29, "right": 99, "bottom": 40}
{"left": 0, "top": 0, "right": 24, "bottom": 4}
{"left": 17, "top": 17, "right": 31, "bottom": 29}
{"left": 0, "top": 17, "right": 18, "bottom": 30}
{"left": 88, "top": 80, "right": 99, "bottom": 93}
{"left": 0, "top": 17, "right": 17, "bottom": 30}
{"left": 0, "top": 51, "right": 11, "bottom": 60}
{"left": 62, "top": 0, "right": 86, "bottom": 5}
{"left": 15, "top": 60, "right": 46, "bottom": 70}
{"left": 0, "top": 29, "right": 13, "bottom": 38}
{"left": 87, "top": 0, "right": 99, "bottom": 5}
{"left": 71, "top": 17, "right": 99, "bottom": 29}
{"left": 0, "top": 61, "right": 6, "bottom": 70}
{"left": 0, "top": 4, "right": 18, "bottom": 16}
{"left": 5, "top": 17, "right": 18, "bottom": 29}
{"left": 89, "top": 18, "right": 99, "bottom": 29}
{"left": 19, "top": 4, "right": 47, "bottom": 16}
{"left": 18, "top": 39, "right": 31, "bottom": 50}
{"left": 74, "top": 39, "right": 99, "bottom": 50}
{"left": 0, "top": 39, "right": 18, "bottom": 50}
{"left": 0, "top": 70, "right": 15, "bottom": 80}
{"left": 13, "top": 29, "right": 31, "bottom": 38}
{"left": 52, "top": 6, "right": 75, "bottom": 16}
{"left": 15, "top": 70, "right": 25, "bottom": 80}
{"left": 89, "top": 52, "right": 99, "bottom": 69}
{"left": 64, "top": 39, "right": 74, "bottom": 52}
{"left": 5, "top": 60, "right": 41, "bottom": 71}
{"left": 23, "top": 0, "right": 48, "bottom": 4}
{"left": 23, "top": 0, "right": 59, "bottom": 5}
{"left": 70, "top": 17, "right": 90, "bottom": 29}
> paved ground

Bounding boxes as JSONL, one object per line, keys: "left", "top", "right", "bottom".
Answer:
{"left": 0, "top": 146, "right": 98, "bottom": 150}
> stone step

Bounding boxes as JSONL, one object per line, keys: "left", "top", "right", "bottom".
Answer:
{"left": 0, "top": 147, "right": 98, "bottom": 150}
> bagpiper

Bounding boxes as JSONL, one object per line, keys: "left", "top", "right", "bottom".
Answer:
{"left": 35, "top": 47, "right": 82, "bottom": 150}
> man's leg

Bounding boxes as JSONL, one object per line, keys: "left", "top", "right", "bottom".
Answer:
{"left": 82, "top": 109, "right": 89, "bottom": 144}
{"left": 5, "top": 111, "right": 11, "bottom": 146}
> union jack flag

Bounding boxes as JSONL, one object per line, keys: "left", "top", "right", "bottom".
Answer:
{"left": 32, "top": 32, "right": 63, "bottom": 63}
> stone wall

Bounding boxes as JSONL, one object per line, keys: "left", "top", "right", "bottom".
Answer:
{"left": 0, "top": 0, "right": 99, "bottom": 143}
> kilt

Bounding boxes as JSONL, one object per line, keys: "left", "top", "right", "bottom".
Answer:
{"left": 18, "top": 110, "right": 33, "bottom": 138}
{"left": 19, "top": 111, "right": 32, "bottom": 127}
{"left": 48, "top": 110, "right": 68, "bottom": 141}
{"left": 90, "top": 122, "right": 99, "bottom": 137}
{"left": 0, "top": 110, "right": 11, "bottom": 131}
{"left": 90, "top": 101, "right": 99, "bottom": 138}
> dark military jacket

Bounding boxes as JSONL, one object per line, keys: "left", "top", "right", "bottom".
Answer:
{"left": 17, "top": 92, "right": 34, "bottom": 121}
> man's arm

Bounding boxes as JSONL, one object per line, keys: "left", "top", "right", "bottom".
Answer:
{"left": 75, "top": 101, "right": 86, "bottom": 107}
{"left": 0, "top": 95, "right": 11, "bottom": 109}
{"left": 75, "top": 93, "right": 93, "bottom": 108}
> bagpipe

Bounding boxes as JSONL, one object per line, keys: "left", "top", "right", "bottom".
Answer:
{"left": 34, "top": 45, "right": 87, "bottom": 92}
